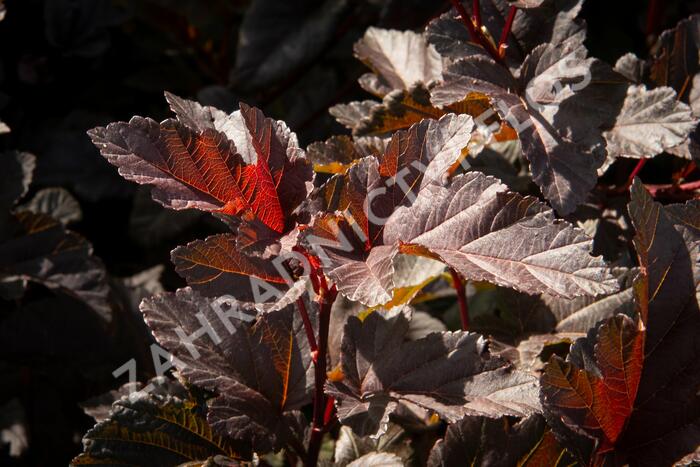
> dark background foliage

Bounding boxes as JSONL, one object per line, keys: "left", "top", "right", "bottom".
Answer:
{"left": 0, "top": 0, "right": 698, "bottom": 465}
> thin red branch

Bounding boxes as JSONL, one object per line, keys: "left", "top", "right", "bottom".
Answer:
{"left": 646, "top": 179, "right": 700, "bottom": 196}
{"left": 678, "top": 179, "right": 700, "bottom": 191}
{"left": 472, "top": 0, "right": 482, "bottom": 27}
{"left": 306, "top": 283, "right": 338, "bottom": 467}
{"left": 645, "top": 0, "right": 661, "bottom": 37}
{"left": 498, "top": 6, "right": 517, "bottom": 57}
{"left": 610, "top": 158, "right": 648, "bottom": 194}
{"left": 323, "top": 396, "right": 335, "bottom": 426}
{"left": 449, "top": 269, "right": 469, "bottom": 331}
{"left": 449, "top": 0, "right": 479, "bottom": 41}
{"left": 449, "top": 0, "right": 502, "bottom": 63}
{"left": 628, "top": 158, "right": 648, "bottom": 181}
{"left": 680, "top": 161, "right": 697, "bottom": 180}
{"left": 296, "top": 298, "right": 318, "bottom": 362}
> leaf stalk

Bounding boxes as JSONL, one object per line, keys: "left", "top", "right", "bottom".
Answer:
{"left": 296, "top": 298, "right": 319, "bottom": 362}
{"left": 449, "top": 0, "right": 503, "bottom": 63}
{"left": 449, "top": 268, "right": 470, "bottom": 331}
{"left": 498, "top": 6, "right": 517, "bottom": 58}
{"left": 472, "top": 0, "right": 482, "bottom": 27}
{"left": 306, "top": 280, "right": 338, "bottom": 467}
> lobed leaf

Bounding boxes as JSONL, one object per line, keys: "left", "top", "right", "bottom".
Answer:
{"left": 384, "top": 172, "right": 618, "bottom": 298}
{"left": 326, "top": 307, "right": 541, "bottom": 438}
{"left": 427, "top": 415, "right": 574, "bottom": 467}
{"left": 432, "top": 34, "right": 630, "bottom": 214}
{"left": 302, "top": 114, "right": 474, "bottom": 306}
{"left": 71, "top": 378, "right": 246, "bottom": 466}
{"left": 141, "top": 288, "right": 315, "bottom": 453}
{"left": 603, "top": 85, "right": 696, "bottom": 159}
{"left": 541, "top": 181, "right": 700, "bottom": 465}
{"left": 89, "top": 97, "right": 312, "bottom": 238}
{"left": 612, "top": 180, "right": 700, "bottom": 465}
{"left": 0, "top": 211, "right": 111, "bottom": 321}
{"left": 541, "top": 314, "right": 644, "bottom": 446}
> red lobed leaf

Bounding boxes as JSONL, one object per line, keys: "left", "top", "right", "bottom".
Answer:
{"left": 171, "top": 234, "right": 291, "bottom": 302}
{"left": 89, "top": 97, "right": 312, "bottom": 235}
{"left": 541, "top": 314, "right": 644, "bottom": 447}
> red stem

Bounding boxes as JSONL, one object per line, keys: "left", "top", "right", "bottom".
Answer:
{"left": 623, "top": 158, "right": 648, "bottom": 190}
{"left": 472, "top": 0, "right": 481, "bottom": 27}
{"left": 606, "top": 159, "right": 648, "bottom": 194}
{"left": 296, "top": 298, "right": 318, "bottom": 362}
{"left": 449, "top": 0, "right": 479, "bottom": 41}
{"left": 449, "top": 269, "right": 469, "bottom": 331}
{"left": 678, "top": 180, "right": 700, "bottom": 191}
{"left": 306, "top": 283, "right": 337, "bottom": 467}
{"left": 629, "top": 158, "right": 648, "bottom": 180}
{"left": 449, "top": 0, "right": 502, "bottom": 63}
{"left": 680, "top": 161, "right": 697, "bottom": 180}
{"left": 646, "top": 179, "right": 700, "bottom": 196}
{"left": 498, "top": 6, "right": 517, "bottom": 56}
{"left": 645, "top": 0, "right": 661, "bottom": 37}
{"left": 323, "top": 396, "right": 335, "bottom": 426}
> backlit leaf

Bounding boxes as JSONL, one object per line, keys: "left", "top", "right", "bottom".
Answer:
{"left": 171, "top": 234, "right": 291, "bottom": 303}
{"left": 610, "top": 180, "right": 700, "bottom": 466}
{"left": 89, "top": 97, "right": 312, "bottom": 236}
{"left": 541, "top": 314, "right": 644, "bottom": 446}
{"left": 541, "top": 182, "right": 700, "bottom": 465}
{"left": 307, "top": 136, "right": 370, "bottom": 175}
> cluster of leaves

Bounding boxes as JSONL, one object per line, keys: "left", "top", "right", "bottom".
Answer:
{"left": 0, "top": 0, "right": 461, "bottom": 463}
{"left": 2, "top": 0, "right": 700, "bottom": 465}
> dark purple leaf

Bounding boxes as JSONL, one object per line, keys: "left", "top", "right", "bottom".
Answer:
{"left": 141, "top": 288, "right": 315, "bottom": 453}
{"left": 0, "top": 211, "right": 111, "bottom": 321}
{"left": 326, "top": 307, "right": 541, "bottom": 437}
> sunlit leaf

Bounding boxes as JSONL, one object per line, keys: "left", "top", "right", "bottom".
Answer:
{"left": 432, "top": 34, "right": 629, "bottom": 214}
{"left": 327, "top": 307, "right": 541, "bottom": 438}
{"left": 603, "top": 85, "right": 696, "bottom": 159}
{"left": 385, "top": 172, "right": 618, "bottom": 298}
{"left": 353, "top": 27, "right": 443, "bottom": 96}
